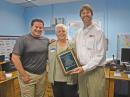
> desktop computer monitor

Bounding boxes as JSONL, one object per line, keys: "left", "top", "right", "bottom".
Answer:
{"left": 121, "top": 48, "right": 130, "bottom": 73}
{"left": 121, "top": 48, "right": 130, "bottom": 63}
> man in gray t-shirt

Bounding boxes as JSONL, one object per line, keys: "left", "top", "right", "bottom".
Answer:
{"left": 12, "top": 19, "right": 49, "bottom": 97}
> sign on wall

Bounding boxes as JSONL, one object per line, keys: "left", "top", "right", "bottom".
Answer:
{"left": 0, "top": 36, "right": 19, "bottom": 60}
{"left": 117, "top": 33, "right": 130, "bottom": 59}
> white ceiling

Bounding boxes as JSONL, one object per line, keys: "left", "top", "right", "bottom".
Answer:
{"left": 6, "top": 0, "right": 83, "bottom": 7}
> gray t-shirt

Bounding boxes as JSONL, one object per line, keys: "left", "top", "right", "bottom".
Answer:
{"left": 12, "top": 34, "right": 49, "bottom": 74}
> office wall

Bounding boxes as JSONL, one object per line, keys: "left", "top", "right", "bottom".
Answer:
{"left": 24, "top": 1, "right": 130, "bottom": 94}
{"left": 0, "top": 0, "right": 26, "bottom": 36}
{"left": 24, "top": 5, "right": 52, "bottom": 30}
{"left": 107, "top": 0, "right": 130, "bottom": 57}
{"left": 24, "top": 0, "right": 106, "bottom": 33}
{"left": 0, "top": 0, "right": 130, "bottom": 57}
{"left": 0, "top": 0, "right": 130, "bottom": 95}
{"left": 24, "top": 0, "right": 130, "bottom": 58}
{"left": 0, "top": 0, "right": 130, "bottom": 58}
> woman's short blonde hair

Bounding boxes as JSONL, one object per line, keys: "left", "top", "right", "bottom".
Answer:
{"left": 55, "top": 23, "right": 67, "bottom": 33}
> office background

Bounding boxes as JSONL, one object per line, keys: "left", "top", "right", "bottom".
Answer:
{"left": 0, "top": 0, "right": 130, "bottom": 96}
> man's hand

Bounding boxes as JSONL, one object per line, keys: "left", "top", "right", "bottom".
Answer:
{"left": 22, "top": 74, "right": 31, "bottom": 84}
{"left": 49, "top": 39, "right": 56, "bottom": 44}
{"left": 70, "top": 66, "right": 84, "bottom": 74}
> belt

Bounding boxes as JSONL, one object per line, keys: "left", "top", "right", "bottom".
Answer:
{"left": 24, "top": 68, "right": 45, "bottom": 75}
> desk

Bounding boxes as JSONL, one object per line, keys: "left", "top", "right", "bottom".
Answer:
{"left": 0, "top": 61, "right": 7, "bottom": 70}
{"left": 0, "top": 71, "right": 20, "bottom": 97}
{"left": 105, "top": 68, "right": 130, "bottom": 97}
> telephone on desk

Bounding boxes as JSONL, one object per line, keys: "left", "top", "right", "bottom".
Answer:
{"left": 110, "top": 63, "right": 125, "bottom": 71}
{"left": 105, "top": 59, "right": 120, "bottom": 71}
{"left": 108, "top": 54, "right": 124, "bottom": 71}
{"left": 110, "top": 64, "right": 118, "bottom": 71}
{"left": 123, "top": 63, "right": 130, "bottom": 74}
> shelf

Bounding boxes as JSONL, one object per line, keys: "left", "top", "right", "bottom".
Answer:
{"left": 45, "top": 27, "right": 55, "bottom": 32}
{"left": 0, "top": 61, "right": 7, "bottom": 65}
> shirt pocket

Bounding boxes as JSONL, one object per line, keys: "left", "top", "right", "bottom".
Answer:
{"left": 85, "top": 37, "right": 95, "bottom": 50}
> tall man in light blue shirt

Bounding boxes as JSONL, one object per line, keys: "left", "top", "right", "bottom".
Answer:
{"left": 71, "top": 4, "right": 106, "bottom": 97}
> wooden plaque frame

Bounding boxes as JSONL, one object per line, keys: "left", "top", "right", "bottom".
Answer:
{"left": 57, "top": 49, "right": 79, "bottom": 75}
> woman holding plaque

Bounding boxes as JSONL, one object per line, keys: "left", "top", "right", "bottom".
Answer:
{"left": 47, "top": 23, "right": 78, "bottom": 97}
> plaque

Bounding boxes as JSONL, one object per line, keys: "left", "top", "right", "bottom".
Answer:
{"left": 57, "top": 49, "right": 79, "bottom": 75}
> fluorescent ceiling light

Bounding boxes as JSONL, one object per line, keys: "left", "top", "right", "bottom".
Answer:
{"left": 25, "top": 0, "right": 32, "bottom": 2}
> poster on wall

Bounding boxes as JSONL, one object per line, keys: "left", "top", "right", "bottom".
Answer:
{"left": 0, "top": 36, "right": 19, "bottom": 61}
{"left": 68, "top": 20, "right": 83, "bottom": 39}
{"left": 117, "top": 33, "right": 130, "bottom": 59}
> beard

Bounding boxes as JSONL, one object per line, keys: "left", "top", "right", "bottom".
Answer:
{"left": 82, "top": 16, "right": 92, "bottom": 26}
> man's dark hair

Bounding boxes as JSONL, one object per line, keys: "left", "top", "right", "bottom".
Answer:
{"left": 31, "top": 19, "right": 44, "bottom": 26}
{"left": 80, "top": 4, "right": 93, "bottom": 16}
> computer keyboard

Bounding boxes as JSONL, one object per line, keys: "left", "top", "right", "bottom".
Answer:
{"left": 126, "top": 67, "right": 130, "bottom": 71}
{"left": 124, "top": 65, "right": 130, "bottom": 74}
{"left": 124, "top": 70, "right": 130, "bottom": 74}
